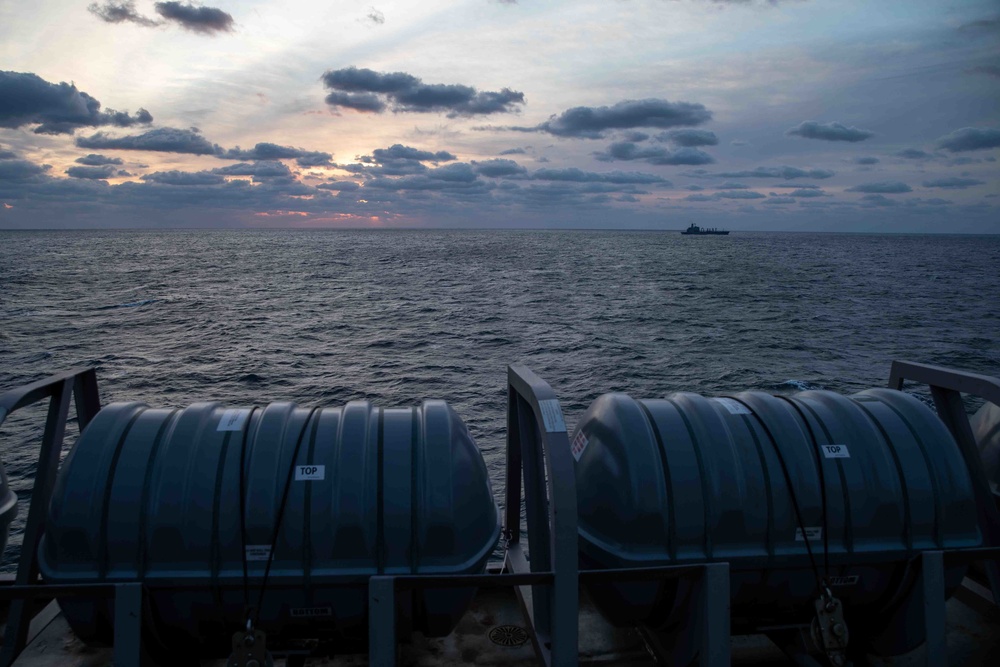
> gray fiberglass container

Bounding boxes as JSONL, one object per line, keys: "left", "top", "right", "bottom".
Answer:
{"left": 573, "top": 388, "right": 982, "bottom": 656}
{"left": 39, "top": 400, "right": 500, "bottom": 656}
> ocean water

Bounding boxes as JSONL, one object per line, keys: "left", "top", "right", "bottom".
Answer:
{"left": 1, "top": 229, "right": 999, "bottom": 568}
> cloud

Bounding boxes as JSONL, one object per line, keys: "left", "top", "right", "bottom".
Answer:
{"left": 787, "top": 188, "right": 827, "bottom": 197}
{"left": 364, "top": 144, "right": 455, "bottom": 163}
{"left": 764, "top": 197, "right": 796, "bottom": 205}
{"left": 0, "top": 147, "right": 17, "bottom": 159}
{"left": 658, "top": 129, "right": 719, "bottom": 147}
{"left": 771, "top": 183, "right": 820, "bottom": 189}
{"left": 786, "top": 121, "right": 874, "bottom": 143}
{"left": 65, "top": 165, "right": 117, "bottom": 180}
{"left": 76, "top": 127, "right": 221, "bottom": 154}
{"left": 852, "top": 156, "right": 879, "bottom": 165}
{"left": 715, "top": 190, "right": 765, "bottom": 199}
{"left": 714, "top": 166, "right": 834, "bottom": 180}
{"left": 594, "top": 141, "right": 714, "bottom": 165}
{"left": 970, "top": 65, "right": 1000, "bottom": 78}
{"left": 922, "top": 177, "right": 985, "bottom": 189}
{"left": 0, "top": 159, "right": 49, "bottom": 181}
{"left": 364, "top": 7, "right": 385, "bottom": 25}
{"left": 75, "top": 153, "right": 124, "bottom": 166}
{"left": 154, "top": 2, "right": 235, "bottom": 35}
{"left": 0, "top": 70, "right": 153, "bottom": 134}
{"left": 530, "top": 167, "right": 666, "bottom": 184}
{"left": 499, "top": 147, "right": 526, "bottom": 155}
{"left": 847, "top": 181, "right": 912, "bottom": 193}
{"left": 212, "top": 161, "right": 293, "bottom": 179}
{"left": 316, "top": 180, "right": 360, "bottom": 191}
{"left": 221, "top": 142, "right": 332, "bottom": 166}
{"left": 716, "top": 182, "right": 748, "bottom": 189}
{"left": 473, "top": 159, "right": 528, "bottom": 177}
{"left": 88, "top": 2, "right": 234, "bottom": 34}
{"left": 88, "top": 2, "right": 159, "bottom": 26}
{"left": 516, "top": 99, "right": 711, "bottom": 139}
{"left": 141, "top": 170, "right": 226, "bottom": 185}
{"left": 896, "top": 148, "right": 933, "bottom": 159}
{"left": 859, "top": 194, "right": 900, "bottom": 207}
{"left": 322, "top": 67, "right": 524, "bottom": 117}
{"left": 936, "top": 127, "right": 1000, "bottom": 152}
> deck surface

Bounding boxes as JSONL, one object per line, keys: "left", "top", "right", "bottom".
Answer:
{"left": 5, "top": 583, "right": 1000, "bottom": 666}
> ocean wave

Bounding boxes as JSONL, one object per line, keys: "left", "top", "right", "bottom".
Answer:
{"left": 94, "top": 299, "right": 158, "bottom": 310}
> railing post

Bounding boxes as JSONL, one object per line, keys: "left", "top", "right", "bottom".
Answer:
{"left": 504, "top": 364, "right": 578, "bottom": 667}
{"left": 0, "top": 377, "right": 73, "bottom": 667}
{"left": 888, "top": 360, "right": 1000, "bottom": 607}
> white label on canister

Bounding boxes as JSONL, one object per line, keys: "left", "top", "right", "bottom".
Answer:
{"left": 245, "top": 545, "right": 272, "bottom": 561}
{"left": 538, "top": 399, "right": 567, "bottom": 433}
{"left": 795, "top": 527, "right": 822, "bottom": 541}
{"left": 217, "top": 408, "right": 251, "bottom": 431}
{"left": 295, "top": 464, "right": 325, "bottom": 481}
{"left": 290, "top": 606, "right": 333, "bottom": 618}
{"left": 828, "top": 575, "right": 859, "bottom": 587}
{"left": 821, "top": 444, "right": 850, "bottom": 459}
{"left": 571, "top": 431, "right": 589, "bottom": 462}
{"left": 712, "top": 397, "right": 751, "bottom": 415}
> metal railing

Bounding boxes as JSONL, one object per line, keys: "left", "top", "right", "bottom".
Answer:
{"left": 0, "top": 363, "right": 998, "bottom": 666}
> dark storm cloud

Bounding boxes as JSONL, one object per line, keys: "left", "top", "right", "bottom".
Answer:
{"left": 786, "top": 121, "right": 874, "bottom": 143}
{"left": 896, "top": 148, "right": 933, "bottom": 159}
{"left": 75, "top": 153, "right": 124, "bottom": 166}
{"left": 221, "top": 142, "right": 332, "bottom": 167}
{"left": 154, "top": 3, "right": 235, "bottom": 35}
{"left": 88, "top": 1, "right": 159, "bottom": 26}
{"left": 213, "top": 161, "right": 293, "bottom": 179}
{"left": 0, "top": 148, "right": 16, "bottom": 159}
{"left": 530, "top": 168, "right": 667, "bottom": 184}
{"left": 513, "top": 99, "right": 712, "bottom": 139}
{"left": 0, "top": 71, "right": 153, "bottom": 135}
{"left": 0, "top": 159, "right": 49, "bottom": 180}
{"left": 76, "top": 127, "right": 221, "bottom": 154}
{"left": 594, "top": 142, "right": 714, "bottom": 165}
{"left": 935, "top": 127, "right": 1000, "bottom": 152}
{"left": 322, "top": 67, "right": 525, "bottom": 117}
{"left": 473, "top": 159, "right": 528, "bottom": 177}
{"left": 922, "top": 177, "right": 985, "bottom": 189}
{"left": 715, "top": 166, "right": 834, "bottom": 180}
{"left": 847, "top": 181, "right": 912, "bottom": 194}
{"left": 852, "top": 156, "right": 879, "bottom": 165}
{"left": 65, "top": 164, "right": 116, "bottom": 179}
{"left": 141, "top": 170, "right": 226, "bottom": 185}
{"left": 658, "top": 129, "right": 719, "bottom": 147}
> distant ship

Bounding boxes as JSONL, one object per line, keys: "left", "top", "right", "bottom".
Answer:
{"left": 681, "top": 223, "right": 729, "bottom": 235}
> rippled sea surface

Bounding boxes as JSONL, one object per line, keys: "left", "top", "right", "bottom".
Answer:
{"left": 1, "top": 229, "right": 999, "bottom": 568}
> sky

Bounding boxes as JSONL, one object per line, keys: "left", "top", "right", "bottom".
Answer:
{"left": 1, "top": 0, "right": 998, "bottom": 232}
